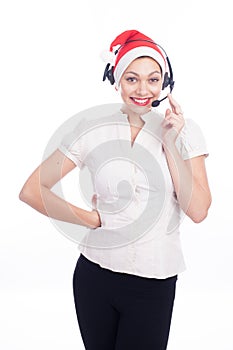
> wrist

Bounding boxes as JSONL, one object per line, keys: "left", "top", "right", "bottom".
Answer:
{"left": 162, "top": 138, "right": 177, "bottom": 153}
{"left": 88, "top": 209, "right": 101, "bottom": 229}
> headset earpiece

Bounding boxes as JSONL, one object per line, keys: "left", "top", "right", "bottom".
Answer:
{"left": 162, "top": 72, "right": 170, "bottom": 90}
{"left": 103, "top": 63, "right": 115, "bottom": 85}
{"left": 162, "top": 72, "right": 174, "bottom": 91}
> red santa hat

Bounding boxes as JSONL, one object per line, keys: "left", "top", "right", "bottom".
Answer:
{"left": 102, "top": 30, "right": 167, "bottom": 87}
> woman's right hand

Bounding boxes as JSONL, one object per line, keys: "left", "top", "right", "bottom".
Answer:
{"left": 89, "top": 209, "right": 102, "bottom": 229}
{"left": 90, "top": 194, "right": 102, "bottom": 229}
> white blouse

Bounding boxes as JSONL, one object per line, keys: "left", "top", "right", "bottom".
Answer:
{"left": 59, "top": 107, "right": 208, "bottom": 279}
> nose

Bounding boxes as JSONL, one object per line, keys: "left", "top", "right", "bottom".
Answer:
{"left": 136, "top": 80, "right": 149, "bottom": 96}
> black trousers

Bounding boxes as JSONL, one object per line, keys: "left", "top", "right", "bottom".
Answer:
{"left": 73, "top": 254, "right": 177, "bottom": 350}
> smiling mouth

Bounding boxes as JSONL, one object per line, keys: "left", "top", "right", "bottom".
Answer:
{"left": 131, "top": 97, "right": 151, "bottom": 106}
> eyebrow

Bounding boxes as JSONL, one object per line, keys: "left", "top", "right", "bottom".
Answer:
{"left": 124, "top": 70, "right": 161, "bottom": 76}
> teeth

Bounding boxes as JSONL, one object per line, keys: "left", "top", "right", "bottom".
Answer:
{"left": 133, "top": 98, "right": 149, "bottom": 104}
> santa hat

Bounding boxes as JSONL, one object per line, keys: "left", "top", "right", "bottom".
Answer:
{"left": 102, "top": 30, "right": 167, "bottom": 87}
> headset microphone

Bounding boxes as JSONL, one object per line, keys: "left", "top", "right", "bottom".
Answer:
{"left": 152, "top": 95, "right": 169, "bottom": 107}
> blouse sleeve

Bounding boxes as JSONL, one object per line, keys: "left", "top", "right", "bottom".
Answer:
{"left": 58, "top": 117, "right": 87, "bottom": 168}
{"left": 175, "top": 118, "right": 209, "bottom": 160}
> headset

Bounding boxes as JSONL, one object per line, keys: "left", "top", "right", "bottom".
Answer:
{"left": 103, "top": 39, "right": 175, "bottom": 107}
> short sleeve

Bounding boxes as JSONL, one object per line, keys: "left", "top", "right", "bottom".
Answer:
{"left": 58, "top": 117, "right": 87, "bottom": 168}
{"left": 175, "top": 118, "right": 209, "bottom": 160}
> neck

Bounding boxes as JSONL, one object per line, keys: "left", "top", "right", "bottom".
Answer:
{"left": 121, "top": 104, "right": 147, "bottom": 128}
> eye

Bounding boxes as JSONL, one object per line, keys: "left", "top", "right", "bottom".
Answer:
{"left": 149, "top": 77, "right": 160, "bottom": 83}
{"left": 126, "top": 77, "right": 137, "bottom": 83}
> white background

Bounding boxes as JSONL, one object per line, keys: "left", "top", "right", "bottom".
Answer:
{"left": 1, "top": 0, "right": 233, "bottom": 349}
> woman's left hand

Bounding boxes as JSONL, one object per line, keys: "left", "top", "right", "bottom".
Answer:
{"left": 162, "top": 94, "right": 185, "bottom": 145}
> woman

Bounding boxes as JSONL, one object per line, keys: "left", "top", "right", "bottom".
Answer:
{"left": 19, "top": 30, "right": 212, "bottom": 349}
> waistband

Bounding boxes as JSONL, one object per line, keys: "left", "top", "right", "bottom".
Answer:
{"left": 78, "top": 254, "right": 177, "bottom": 284}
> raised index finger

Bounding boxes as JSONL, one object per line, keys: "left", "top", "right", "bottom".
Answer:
{"left": 168, "top": 93, "right": 182, "bottom": 114}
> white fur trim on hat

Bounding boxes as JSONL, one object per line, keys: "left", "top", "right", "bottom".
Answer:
{"left": 114, "top": 46, "right": 166, "bottom": 87}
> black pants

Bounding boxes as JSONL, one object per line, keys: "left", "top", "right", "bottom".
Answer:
{"left": 73, "top": 254, "right": 177, "bottom": 350}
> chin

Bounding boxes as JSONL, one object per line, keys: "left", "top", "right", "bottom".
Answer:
{"left": 130, "top": 104, "right": 151, "bottom": 115}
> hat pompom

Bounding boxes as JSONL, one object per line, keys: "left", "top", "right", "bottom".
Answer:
{"left": 100, "top": 50, "right": 116, "bottom": 65}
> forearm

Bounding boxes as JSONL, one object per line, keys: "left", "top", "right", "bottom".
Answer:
{"left": 19, "top": 184, "right": 99, "bottom": 229}
{"left": 163, "top": 142, "right": 211, "bottom": 223}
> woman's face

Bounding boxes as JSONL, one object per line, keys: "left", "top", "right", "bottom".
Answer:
{"left": 119, "top": 56, "right": 163, "bottom": 115}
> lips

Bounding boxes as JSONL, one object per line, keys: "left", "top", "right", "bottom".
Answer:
{"left": 130, "top": 97, "right": 151, "bottom": 106}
